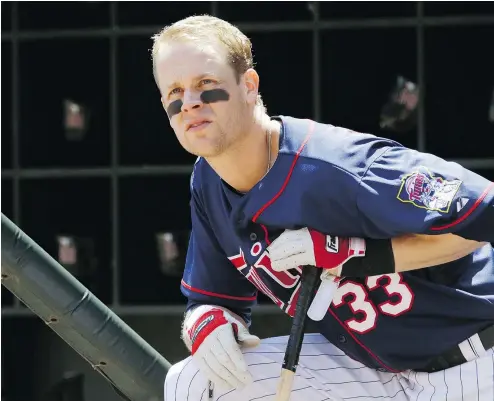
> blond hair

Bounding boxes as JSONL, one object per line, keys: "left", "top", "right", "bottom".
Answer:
{"left": 151, "top": 15, "right": 266, "bottom": 111}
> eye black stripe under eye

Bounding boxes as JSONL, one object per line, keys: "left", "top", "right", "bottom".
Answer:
{"left": 200, "top": 89, "right": 230, "bottom": 103}
{"left": 166, "top": 99, "right": 183, "bottom": 118}
{"left": 166, "top": 89, "right": 230, "bottom": 119}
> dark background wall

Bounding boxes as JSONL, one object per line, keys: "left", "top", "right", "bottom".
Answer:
{"left": 1, "top": 2, "right": 494, "bottom": 400}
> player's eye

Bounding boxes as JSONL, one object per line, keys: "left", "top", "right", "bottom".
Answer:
{"left": 169, "top": 88, "right": 183, "bottom": 96}
{"left": 200, "top": 79, "right": 215, "bottom": 86}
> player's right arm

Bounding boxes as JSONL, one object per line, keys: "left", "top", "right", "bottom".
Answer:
{"left": 180, "top": 167, "right": 260, "bottom": 390}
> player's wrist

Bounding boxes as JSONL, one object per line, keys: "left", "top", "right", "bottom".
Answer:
{"left": 182, "top": 305, "right": 250, "bottom": 352}
{"left": 182, "top": 305, "right": 221, "bottom": 351}
{"left": 340, "top": 238, "right": 395, "bottom": 277}
{"left": 309, "top": 231, "right": 367, "bottom": 271}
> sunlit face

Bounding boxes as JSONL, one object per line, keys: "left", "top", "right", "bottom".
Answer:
{"left": 155, "top": 40, "right": 259, "bottom": 158}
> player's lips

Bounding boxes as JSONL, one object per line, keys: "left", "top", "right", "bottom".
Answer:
{"left": 186, "top": 120, "right": 211, "bottom": 132}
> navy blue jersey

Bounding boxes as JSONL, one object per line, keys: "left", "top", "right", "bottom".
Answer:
{"left": 181, "top": 116, "right": 494, "bottom": 372}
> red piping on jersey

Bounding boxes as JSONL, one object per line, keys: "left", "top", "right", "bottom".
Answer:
{"left": 260, "top": 224, "right": 271, "bottom": 246}
{"left": 431, "top": 181, "right": 494, "bottom": 231}
{"left": 252, "top": 120, "right": 315, "bottom": 224}
{"left": 327, "top": 308, "right": 401, "bottom": 373}
{"left": 181, "top": 279, "right": 257, "bottom": 301}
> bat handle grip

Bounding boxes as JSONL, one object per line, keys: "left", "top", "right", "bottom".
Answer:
{"left": 282, "top": 265, "right": 320, "bottom": 372}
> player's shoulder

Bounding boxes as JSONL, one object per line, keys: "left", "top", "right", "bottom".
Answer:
{"left": 278, "top": 115, "right": 404, "bottom": 176}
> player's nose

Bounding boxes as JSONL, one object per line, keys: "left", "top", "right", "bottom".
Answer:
{"left": 181, "top": 90, "right": 203, "bottom": 113}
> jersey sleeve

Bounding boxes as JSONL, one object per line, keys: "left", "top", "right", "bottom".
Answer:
{"left": 181, "top": 174, "right": 258, "bottom": 325}
{"left": 356, "top": 144, "right": 494, "bottom": 241}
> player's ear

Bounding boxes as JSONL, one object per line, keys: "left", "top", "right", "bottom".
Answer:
{"left": 243, "top": 68, "right": 259, "bottom": 105}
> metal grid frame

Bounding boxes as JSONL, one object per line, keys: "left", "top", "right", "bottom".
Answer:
{"left": 2, "top": 2, "right": 494, "bottom": 316}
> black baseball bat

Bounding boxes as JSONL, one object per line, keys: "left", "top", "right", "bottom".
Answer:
{"left": 275, "top": 265, "right": 320, "bottom": 401}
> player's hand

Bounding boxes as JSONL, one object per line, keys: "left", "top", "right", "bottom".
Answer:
{"left": 268, "top": 227, "right": 366, "bottom": 274}
{"left": 183, "top": 305, "right": 260, "bottom": 390}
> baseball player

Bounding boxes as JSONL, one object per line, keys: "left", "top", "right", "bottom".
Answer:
{"left": 152, "top": 15, "right": 494, "bottom": 401}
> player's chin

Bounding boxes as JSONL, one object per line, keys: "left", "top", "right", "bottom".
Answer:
{"left": 186, "top": 139, "right": 223, "bottom": 158}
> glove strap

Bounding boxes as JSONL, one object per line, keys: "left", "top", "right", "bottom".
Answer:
{"left": 188, "top": 308, "right": 228, "bottom": 354}
{"left": 341, "top": 238, "right": 395, "bottom": 277}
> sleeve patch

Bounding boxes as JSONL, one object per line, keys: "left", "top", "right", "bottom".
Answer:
{"left": 396, "top": 167, "right": 462, "bottom": 213}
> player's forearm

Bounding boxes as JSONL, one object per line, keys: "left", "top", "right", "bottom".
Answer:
{"left": 340, "top": 234, "right": 486, "bottom": 277}
{"left": 391, "top": 234, "right": 486, "bottom": 273}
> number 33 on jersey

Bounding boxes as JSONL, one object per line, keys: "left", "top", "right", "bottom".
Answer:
{"left": 332, "top": 274, "right": 414, "bottom": 334}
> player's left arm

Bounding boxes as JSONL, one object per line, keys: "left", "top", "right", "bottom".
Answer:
{"left": 269, "top": 229, "right": 484, "bottom": 277}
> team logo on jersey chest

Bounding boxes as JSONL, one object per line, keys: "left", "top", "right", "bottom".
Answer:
{"left": 228, "top": 244, "right": 302, "bottom": 317}
{"left": 397, "top": 167, "right": 462, "bottom": 213}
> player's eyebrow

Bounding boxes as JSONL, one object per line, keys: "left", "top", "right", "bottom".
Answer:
{"left": 166, "top": 73, "right": 217, "bottom": 93}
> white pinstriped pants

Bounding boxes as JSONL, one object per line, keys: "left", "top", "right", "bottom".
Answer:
{"left": 164, "top": 334, "right": 494, "bottom": 401}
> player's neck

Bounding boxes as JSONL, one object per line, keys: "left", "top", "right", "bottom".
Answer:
{"left": 207, "top": 116, "right": 280, "bottom": 194}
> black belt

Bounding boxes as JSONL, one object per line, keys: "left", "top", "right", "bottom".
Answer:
{"left": 417, "top": 324, "right": 494, "bottom": 373}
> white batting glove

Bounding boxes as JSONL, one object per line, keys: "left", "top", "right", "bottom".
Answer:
{"left": 183, "top": 305, "right": 260, "bottom": 390}
{"left": 267, "top": 228, "right": 366, "bottom": 273}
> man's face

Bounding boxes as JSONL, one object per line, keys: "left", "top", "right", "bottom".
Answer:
{"left": 155, "top": 40, "right": 258, "bottom": 158}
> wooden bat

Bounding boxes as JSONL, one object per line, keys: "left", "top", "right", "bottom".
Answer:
{"left": 276, "top": 268, "right": 340, "bottom": 401}
{"left": 275, "top": 265, "right": 320, "bottom": 401}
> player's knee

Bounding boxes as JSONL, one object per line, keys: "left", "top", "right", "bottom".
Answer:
{"left": 163, "top": 356, "right": 193, "bottom": 399}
